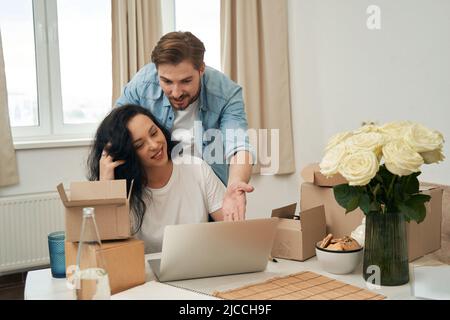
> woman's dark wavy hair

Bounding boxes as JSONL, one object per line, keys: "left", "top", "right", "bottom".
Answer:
{"left": 87, "top": 104, "right": 178, "bottom": 234}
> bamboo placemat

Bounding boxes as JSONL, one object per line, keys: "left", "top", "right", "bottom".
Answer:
{"left": 212, "top": 271, "right": 386, "bottom": 300}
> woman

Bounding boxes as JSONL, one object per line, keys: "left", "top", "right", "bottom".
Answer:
{"left": 87, "top": 104, "right": 225, "bottom": 253}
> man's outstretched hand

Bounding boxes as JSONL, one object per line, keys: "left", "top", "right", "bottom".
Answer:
{"left": 222, "top": 181, "right": 254, "bottom": 221}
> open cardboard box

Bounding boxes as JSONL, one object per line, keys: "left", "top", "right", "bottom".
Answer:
{"left": 406, "top": 185, "right": 443, "bottom": 261}
{"left": 300, "top": 163, "right": 443, "bottom": 262}
{"left": 57, "top": 180, "right": 132, "bottom": 242}
{"left": 65, "top": 238, "right": 145, "bottom": 295}
{"left": 271, "top": 203, "right": 326, "bottom": 261}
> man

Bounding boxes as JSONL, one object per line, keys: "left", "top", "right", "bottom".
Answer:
{"left": 116, "top": 31, "right": 255, "bottom": 221}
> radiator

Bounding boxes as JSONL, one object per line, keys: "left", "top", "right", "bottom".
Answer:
{"left": 0, "top": 192, "right": 65, "bottom": 274}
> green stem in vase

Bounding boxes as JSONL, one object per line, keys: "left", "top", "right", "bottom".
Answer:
{"left": 363, "top": 210, "right": 409, "bottom": 286}
{"left": 387, "top": 174, "right": 397, "bottom": 199}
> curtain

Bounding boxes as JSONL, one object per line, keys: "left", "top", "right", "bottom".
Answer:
{"left": 221, "top": 0, "right": 295, "bottom": 175}
{"left": 111, "top": 0, "right": 162, "bottom": 104}
{"left": 0, "top": 29, "right": 19, "bottom": 187}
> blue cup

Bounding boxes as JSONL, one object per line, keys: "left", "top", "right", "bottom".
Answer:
{"left": 48, "top": 231, "right": 66, "bottom": 278}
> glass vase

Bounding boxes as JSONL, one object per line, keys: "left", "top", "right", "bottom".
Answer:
{"left": 363, "top": 210, "right": 409, "bottom": 286}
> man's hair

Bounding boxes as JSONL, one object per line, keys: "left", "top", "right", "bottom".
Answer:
{"left": 151, "top": 31, "right": 205, "bottom": 70}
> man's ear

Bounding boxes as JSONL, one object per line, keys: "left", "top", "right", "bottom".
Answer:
{"left": 199, "top": 63, "right": 206, "bottom": 76}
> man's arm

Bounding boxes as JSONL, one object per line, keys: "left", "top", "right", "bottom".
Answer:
{"left": 210, "top": 209, "right": 224, "bottom": 221}
{"left": 115, "top": 77, "right": 141, "bottom": 107}
{"left": 115, "top": 63, "right": 156, "bottom": 107}
{"left": 228, "top": 151, "right": 252, "bottom": 185}
{"left": 217, "top": 84, "right": 256, "bottom": 221}
{"left": 222, "top": 151, "right": 254, "bottom": 221}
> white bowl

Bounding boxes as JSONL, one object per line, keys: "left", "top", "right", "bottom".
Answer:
{"left": 315, "top": 241, "right": 363, "bottom": 275}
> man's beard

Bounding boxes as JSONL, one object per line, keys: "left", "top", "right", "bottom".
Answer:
{"left": 187, "top": 88, "right": 201, "bottom": 105}
{"left": 171, "top": 88, "right": 201, "bottom": 110}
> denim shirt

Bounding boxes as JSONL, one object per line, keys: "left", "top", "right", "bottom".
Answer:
{"left": 116, "top": 63, "right": 255, "bottom": 185}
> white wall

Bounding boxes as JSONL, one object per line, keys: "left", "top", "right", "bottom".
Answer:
{"left": 0, "top": 146, "right": 89, "bottom": 197}
{"left": 255, "top": 0, "right": 450, "bottom": 216}
{"left": 1, "top": 0, "right": 449, "bottom": 220}
{"left": 287, "top": 0, "right": 450, "bottom": 185}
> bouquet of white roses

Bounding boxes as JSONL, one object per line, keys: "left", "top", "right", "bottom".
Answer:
{"left": 319, "top": 121, "right": 445, "bottom": 223}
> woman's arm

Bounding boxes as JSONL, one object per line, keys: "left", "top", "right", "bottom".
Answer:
{"left": 200, "top": 159, "right": 226, "bottom": 222}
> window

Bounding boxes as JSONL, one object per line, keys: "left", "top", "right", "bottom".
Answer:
{"left": 171, "top": 0, "right": 221, "bottom": 71}
{"left": 0, "top": 0, "right": 111, "bottom": 141}
{"left": 1, "top": 0, "right": 219, "bottom": 143}
{"left": 57, "top": 0, "right": 111, "bottom": 125}
{"left": 0, "top": 0, "right": 38, "bottom": 128}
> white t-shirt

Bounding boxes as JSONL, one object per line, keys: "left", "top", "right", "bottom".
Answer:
{"left": 136, "top": 156, "right": 226, "bottom": 254}
{"left": 171, "top": 99, "right": 202, "bottom": 158}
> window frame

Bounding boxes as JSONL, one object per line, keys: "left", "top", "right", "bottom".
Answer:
{"left": 10, "top": 0, "right": 108, "bottom": 143}
{"left": 10, "top": 0, "right": 51, "bottom": 139}
{"left": 9, "top": 0, "right": 218, "bottom": 145}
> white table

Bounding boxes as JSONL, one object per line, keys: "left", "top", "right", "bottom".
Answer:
{"left": 24, "top": 252, "right": 439, "bottom": 300}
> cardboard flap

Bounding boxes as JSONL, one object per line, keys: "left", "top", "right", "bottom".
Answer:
{"left": 419, "top": 185, "right": 438, "bottom": 191}
{"left": 299, "top": 205, "right": 326, "bottom": 231}
{"left": 57, "top": 183, "right": 69, "bottom": 207}
{"left": 127, "top": 179, "right": 134, "bottom": 202}
{"left": 300, "top": 164, "right": 318, "bottom": 183}
{"left": 271, "top": 203, "right": 297, "bottom": 220}
{"left": 70, "top": 180, "right": 127, "bottom": 201}
{"left": 301, "top": 163, "right": 347, "bottom": 187}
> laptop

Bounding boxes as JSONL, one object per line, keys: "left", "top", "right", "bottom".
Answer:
{"left": 148, "top": 218, "right": 279, "bottom": 282}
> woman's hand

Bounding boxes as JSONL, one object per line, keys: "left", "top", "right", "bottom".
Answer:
{"left": 99, "top": 148, "right": 126, "bottom": 180}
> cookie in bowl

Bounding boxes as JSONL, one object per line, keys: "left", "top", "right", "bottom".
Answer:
{"left": 315, "top": 234, "right": 363, "bottom": 275}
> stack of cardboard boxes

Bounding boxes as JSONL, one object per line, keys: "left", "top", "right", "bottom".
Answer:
{"left": 300, "top": 164, "right": 443, "bottom": 262}
{"left": 57, "top": 180, "right": 146, "bottom": 294}
{"left": 271, "top": 163, "right": 443, "bottom": 263}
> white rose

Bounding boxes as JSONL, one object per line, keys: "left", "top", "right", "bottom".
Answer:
{"left": 404, "top": 123, "right": 444, "bottom": 153}
{"left": 382, "top": 139, "right": 424, "bottom": 176}
{"left": 380, "top": 121, "right": 413, "bottom": 143}
{"left": 338, "top": 151, "right": 379, "bottom": 186}
{"left": 325, "top": 131, "right": 353, "bottom": 152}
{"left": 345, "top": 132, "right": 385, "bottom": 155}
{"left": 320, "top": 143, "right": 347, "bottom": 177}
{"left": 420, "top": 148, "right": 445, "bottom": 164}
